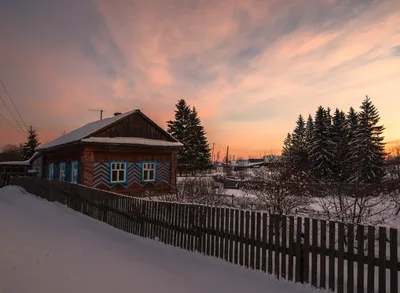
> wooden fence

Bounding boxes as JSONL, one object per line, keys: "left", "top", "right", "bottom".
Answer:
{"left": 10, "top": 178, "right": 400, "bottom": 293}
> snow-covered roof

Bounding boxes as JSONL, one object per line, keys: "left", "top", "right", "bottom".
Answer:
{"left": 0, "top": 152, "right": 40, "bottom": 166}
{"left": 0, "top": 160, "right": 30, "bottom": 166}
{"left": 81, "top": 137, "right": 183, "bottom": 147}
{"left": 38, "top": 110, "right": 154, "bottom": 151}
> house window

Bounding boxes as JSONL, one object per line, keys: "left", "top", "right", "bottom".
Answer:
{"left": 142, "top": 162, "right": 156, "bottom": 182}
{"left": 48, "top": 163, "right": 54, "bottom": 180}
{"left": 59, "top": 163, "right": 66, "bottom": 181}
{"left": 71, "top": 161, "right": 78, "bottom": 184}
{"left": 110, "top": 162, "right": 126, "bottom": 183}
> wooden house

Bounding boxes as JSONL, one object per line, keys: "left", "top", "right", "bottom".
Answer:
{"left": 0, "top": 152, "right": 41, "bottom": 186}
{"left": 36, "top": 110, "right": 183, "bottom": 196}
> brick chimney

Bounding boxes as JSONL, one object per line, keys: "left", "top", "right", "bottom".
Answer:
{"left": 114, "top": 112, "right": 122, "bottom": 116}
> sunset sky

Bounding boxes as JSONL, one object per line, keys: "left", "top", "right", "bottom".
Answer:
{"left": 1, "top": 0, "right": 400, "bottom": 159}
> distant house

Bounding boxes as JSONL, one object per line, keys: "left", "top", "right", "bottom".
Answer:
{"left": 36, "top": 110, "right": 182, "bottom": 196}
{"left": 0, "top": 152, "right": 41, "bottom": 186}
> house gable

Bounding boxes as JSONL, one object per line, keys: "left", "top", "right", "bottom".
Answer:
{"left": 89, "top": 111, "right": 175, "bottom": 142}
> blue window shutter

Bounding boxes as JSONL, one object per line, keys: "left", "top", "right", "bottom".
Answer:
{"left": 78, "top": 162, "right": 81, "bottom": 184}
{"left": 70, "top": 162, "right": 73, "bottom": 183}
{"left": 155, "top": 162, "right": 158, "bottom": 183}
{"left": 125, "top": 161, "right": 128, "bottom": 185}
{"left": 109, "top": 161, "right": 112, "bottom": 184}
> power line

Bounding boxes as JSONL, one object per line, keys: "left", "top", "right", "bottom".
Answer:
{"left": 0, "top": 80, "right": 28, "bottom": 131}
{"left": 0, "top": 111, "right": 26, "bottom": 138}
{"left": 0, "top": 92, "right": 26, "bottom": 135}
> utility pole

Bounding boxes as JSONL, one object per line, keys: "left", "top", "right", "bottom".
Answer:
{"left": 225, "top": 146, "right": 229, "bottom": 165}
{"left": 225, "top": 146, "right": 229, "bottom": 176}
{"left": 211, "top": 142, "right": 215, "bottom": 163}
{"left": 89, "top": 109, "right": 104, "bottom": 120}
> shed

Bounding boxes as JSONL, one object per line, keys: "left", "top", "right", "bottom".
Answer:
{"left": 36, "top": 110, "right": 182, "bottom": 196}
{"left": 0, "top": 152, "right": 41, "bottom": 186}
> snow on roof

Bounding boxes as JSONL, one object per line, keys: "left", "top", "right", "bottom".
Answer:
{"left": 81, "top": 137, "right": 183, "bottom": 147}
{"left": 0, "top": 152, "right": 40, "bottom": 166}
{"left": 37, "top": 110, "right": 137, "bottom": 151}
{"left": 0, "top": 160, "right": 30, "bottom": 166}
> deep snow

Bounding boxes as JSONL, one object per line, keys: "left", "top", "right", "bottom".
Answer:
{"left": 0, "top": 185, "right": 324, "bottom": 293}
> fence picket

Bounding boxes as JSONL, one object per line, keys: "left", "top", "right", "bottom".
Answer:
{"left": 229, "top": 208, "right": 234, "bottom": 263}
{"left": 187, "top": 204, "right": 192, "bottom": 251}
{"left": 183, "top": 204, "right": 188, "bottom": 250}
{"left": 239, "top": 210, "right": 244, "bottom": 266}
{"left": 262, "top": 213, "right": 268, "bottom": 273}
{"left": 281, "top": 216, "right": 287, "bottom": 279}
{"left": 311, "top": 219, "right": 318, "bottom": 287}
{"left": 268, "top": 214, "right": 274, "bottom": 275}
{"left": 251, "top": 211, "right": 256, "bottom": 270}
{"left": 288, "top": 216, "right": 294, "bottom": 281}
{"left": 220, "top": 208, "right": 225, "bottom": 259}
{"left": 173, "top": 203, "right": 179, "bottom": 247}
{"left": 329, "top": 221, "right": 336, "bottom": 291}
{"left": 216, "top": 207, "right": 221, "bottom": 258}
{"left": 378, "top": 227, "right": 386, "bottom": 293}
{"left": 179, "top": 204, "right": 185, "bottom": 249}
{"left": 338, "top": 222, "right": 345, "bottom": 293}
{"left": 367, "top": 226, "right": 375, "bottom": 293}
{"left": 211, "top": 207, "right": 216, "bottom": 257}
{"left": 256, "top": 212, "right": 261, "bottom": 271}
{"left": 295, "top": 217, "right": 302, "bottom": 283}
{"left": 245, "top": 210, "right": 250, "bottom": 268}
{"left": 390, "top": 228, "right": 398, "bottom": 293}
{"left": 234, "top": 209, "right": 239, "bottom": 265}
{"left": 357, "top": 224, "right": 365, "bottom": 293}
{"left": 275, "top": 215, "right": 280, "bottom": 278}
{"left": 347, "top": 223, "right": 354, "bottom": 293}
{"left": 206, "top": 206, "right": 212, "bottom": 256}
{"left": 224, "top": 208, "right": 230, "bottom": 262}
{"left": 303, "top": 217, "right": 310, "bottom": 284}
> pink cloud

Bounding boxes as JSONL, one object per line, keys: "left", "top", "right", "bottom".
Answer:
{"left": 1, "top": 0, "right": 400, "bottom": 158}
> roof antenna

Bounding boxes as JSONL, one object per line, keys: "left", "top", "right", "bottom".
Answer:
{"left": 88, "top": 109, "right": 104, "bottom": 120}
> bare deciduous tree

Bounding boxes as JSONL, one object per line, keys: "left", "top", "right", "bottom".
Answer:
{"left": 387, "top": 143, "right": 400, "bottom": 180}
{"left": 241, "top": 167, "right": 312, "bottom": 216}
{"left": 315, "top": 180, "right": 399, "bottom": 226}
{"left": 149, "top": 176, "right": 229, "bottom": 206}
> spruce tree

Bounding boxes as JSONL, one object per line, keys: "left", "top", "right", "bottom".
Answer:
{"left": 331, "top": 109, "right": 347, "bottom": 182}
{"left": 186, "top": 107, "right": 212, "bottom": 171}
{"left": 345, "top": 107, "right": 359, "bottom": 182}
{"left": 350, "top": 96, "right": 386, "bottom": 183}
{"left": 309, "top": 106, "right": 335, "bottom": 179}
{"left": 20, "top": 125, "right": 40, "bottom": 160}
{"left": 305, "top": 114, "right": 314, "bottom": 148}
{"left": 167, "top": 99, "right": 191, "bottom": 169}
{"left": 291, "top": 114, "right": 308, "bottom": 171}
{"left": 282, "top": 133, "right": 293, "bottom": 159}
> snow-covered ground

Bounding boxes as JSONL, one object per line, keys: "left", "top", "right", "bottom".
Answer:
{"left": 0, "top": 185, "right": 323, "bottom": 293}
